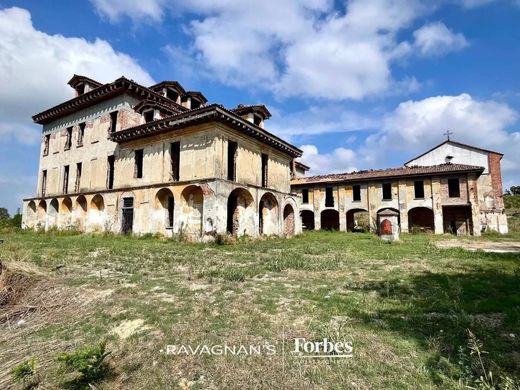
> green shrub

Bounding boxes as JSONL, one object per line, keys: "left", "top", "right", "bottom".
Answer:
{"left": 57, "top": 341, "right": 111, "bottom": 389}
{"left": 11, "top": 358, "right": 37, "bottom": 386}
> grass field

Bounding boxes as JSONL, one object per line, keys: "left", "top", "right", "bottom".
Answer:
{"left": 1, "top": 228, "right": 519, "bottom": 389}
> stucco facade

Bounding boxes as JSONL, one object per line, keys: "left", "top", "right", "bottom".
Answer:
{"left": 22, "top": 75, "right": 302, "bottom": 240}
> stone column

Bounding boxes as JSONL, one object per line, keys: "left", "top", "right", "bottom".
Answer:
{"left": 338, "top": 186, "right": 347, "bottom": 232}
{"left": 398, "top": 180, "right": 409, "bottom": 233}
{"left": 467, "top": 173, "right": 481, "bottom": 236}
{"left": 431, "top": 177, "right": 444, "bottom": 234}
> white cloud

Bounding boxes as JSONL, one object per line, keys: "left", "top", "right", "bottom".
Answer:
{"left": 457, "top": 0, "right": 497, "bottom": 8}
{"left": 90, "top": 0, "right": 167, "bottom": 22}
{"left": 413, "top": 22, "right": 468, "bottom": 56}
{"left": 0, "top": 7, "right": 154, "bottom": 144}
{"left": 299, "top": 145, "right": 358, "bottom": 175}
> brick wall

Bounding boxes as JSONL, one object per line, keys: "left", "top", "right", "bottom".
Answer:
{"left": 488, "top": 153, "right": 504, "bottom": 209}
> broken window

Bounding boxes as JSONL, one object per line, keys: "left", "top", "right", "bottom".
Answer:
{"left": 78, "top": 123, "right": 85, "bottom": 146}
{"left": 43, "top": 134, "right": 50, "bottom": 156}
{"left": 227, "top": 141, "right": 237, "bottom": 181}
{"left": 75, "top": 162, "right": 82, "bottom": 192}
{"left": 448, "top": 178, "right": 460, "bottom": 198}
{"left": 41, "top": 170, "right": 47, "bottom": 196}
{"left": 144, "top": 110, "right": 154, "bottom": 123}
{"left": 382, "top": 183, "right": 392, "bottom": 200}
{"left": 302, "top": 189, "right": 309, "bottom": 204}
{"left": 261, "top": 153, "right": 268, "bottom": 187}
{"left": 353, "top": 185, "right": 361, "bottom": 201}
{"left": 414, "top": 180, "right": 425, "bottom": 199}
{"left": 167, "top": 196, "right": 174, "bottom": 228}
{"left": 110, "top": 111, "right": 118, "bottom": 133}
{"left": 63, "top": 165, "right": 69, "bottom": 194}
{"left": 65, "top": 127, "right": 72, "bottom": 150}
{"left": 170, "top": 142, "right": 180, "bottom": 181}
{"left": 166, "top": 89, "right": 179, "bottom": 102}
{"left": 325, "top": 187, "right": 334, "bottom": 207}
{"left": 107, "top": 155, "right": 115, "bottom": 189}
{"left": 134, "top": 149, "right": 144, "bottom": 179}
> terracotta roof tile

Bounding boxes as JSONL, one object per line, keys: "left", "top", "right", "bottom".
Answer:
{"left": 290, "top": 163, "right": 484, "bottom": 185}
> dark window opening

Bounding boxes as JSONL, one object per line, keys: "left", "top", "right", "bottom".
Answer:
{"left": 76, "top": 84, "right": 85, "bottom": 95}
{"left": 167, "top": 196, "right": 174, "bottom": 228}
{"left": 166, "top": 89, "right": 178, "bottom": 102}
{"left": 107, "top": 155, "right": 115, "bottom": 189}
{"left": 325, "top": 187, "right": 334, "bottom": 207}
{"left": 382, "top": 183, "right": 392, "bottom": 200}
{"left": 121, "top": 197, "right": 134, "bottom": 234}
{"left": 191, "top": 99, "right": 201, "bottom": 109}
{"left": 78, "top": 123, "right": 85, "bottom": 146}
{"left": 414, "top": 180, "right": 425, "bottom": 199}
{"left": 43, "top": 134, "right": 50, "bottom": 156}
{"left": 302, "top": 189, "right": 309, "bottom": 204}
{"left": 75, "top": 163, "right": 82, "bottom": 192}
{"left": 64, "top": 127, "right": 72, "bottom": 150}
{"left": 134, "top": 149, "right": 144, "bottom": 178}
{"left": 144, "top": 110, "right": 154, "bottom": 123}
{"left": 42, "top": 170, "right": 47, "bottom": 197}
{"left": 254, "top": 115, "right": 262, "bottom": 126}
{"left": 261, "top": 153, "right": 268, "bottom": 187}
{"left": 63, "top": 165, "right": 69, "bottom": 194}
{"left": 170, "top": 142, "right": 180, "bottom": 181}
{"left": 448, "top": 178, "right": 460, "bottom": 198}
{"left": 110, "top": 111, "right": 118, "bottom": 133}
{"left": 227, "top": 141, "right": 237, "bottom": 181}
{"left": 353, "top": 185, "right": 361, "bottom": 201}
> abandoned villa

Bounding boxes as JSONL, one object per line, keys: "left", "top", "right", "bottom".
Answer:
{"left": 21, "top": 75, "right": 509, "bottom": 239}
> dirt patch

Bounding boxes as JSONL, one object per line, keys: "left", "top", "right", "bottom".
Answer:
{"left": 111, "top": 319, "right": 151, "bottom": 339}
{"left": 437, "top": 239, "right": 520, "bottom": 253}
{"left": 0, "top": 261, "right": 37, "bottom": 307}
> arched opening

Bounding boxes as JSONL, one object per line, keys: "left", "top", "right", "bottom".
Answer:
{"left": 89, "top": 194, "right": 105, "bottom": 231}
{"left": 155, "top": 188, "right": 175, "bottom": 230}
{"left": 346, "top": 208, "right": 369, "bottom": 232}
{"left": 37, "top": 200, "right": 47, "bottom": 229}
{"left": 300, "top": 210, "right": 315, "bottom": 230}
{"left": 227, "top": 188, "right": 254, "bottom": 236}
{"left": 259, "top": 192, "right": 279, "bottom": 235}
{"left": 60, "top": 197, "right": 73, "bottom": 228}
{"left": 48, "top": 198, "right": 59, "bottom": 228}
{"left": 181, "top": 185, "right": 204, "bottom": 238}
{"left": 283, "top": 204, "right": 295, "bottom": 236}
{"left": 443, "top": 205, "right": 473, "bottom": 235}
{"left": 408, "top": 207, "right": 434, "bottom": 233}
{"left": 75, "top": 195, "right": 88, "bottom": 231}
{"left": 321, "top": 209, "right": 339, "bottom": 230}
{"left": 26, "top": 201, "right": 37, "bottom": 228}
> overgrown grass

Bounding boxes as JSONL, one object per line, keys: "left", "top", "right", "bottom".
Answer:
{"left": 0, "top": 230, "right": 518, "bottom": 389}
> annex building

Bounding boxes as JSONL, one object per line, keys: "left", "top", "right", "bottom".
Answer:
{"left": 22, "top": 75, "right": 508, "bottom": 238}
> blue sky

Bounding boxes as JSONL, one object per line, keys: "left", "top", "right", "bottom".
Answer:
{"left": 0, "top": 0, "right": 519, "bottom": 214}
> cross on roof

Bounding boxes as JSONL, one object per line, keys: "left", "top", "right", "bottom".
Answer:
{"left": 443, "top": 130, "right": 453, "bottom": 140}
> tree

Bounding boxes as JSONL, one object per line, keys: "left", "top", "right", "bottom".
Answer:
{"left": 0, "top": 208, "right": 10, "bottom": 221}
{"left": 510, "top": 186, "right": 520, "bottom": 195}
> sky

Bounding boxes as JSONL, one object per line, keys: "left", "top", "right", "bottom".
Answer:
{"left": 0, "top": 0, "right": 519, "bottom": 214}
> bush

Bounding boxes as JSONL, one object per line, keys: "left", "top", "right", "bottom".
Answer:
{"left": 11, "top": 358, "right": 37, "bottom": 387}
{"left": 57, "top": 341, "right": 111, "bottom": 389}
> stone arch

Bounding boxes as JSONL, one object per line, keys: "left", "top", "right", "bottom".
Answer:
{"left": 48, "top": 198, "right": 59, "bottom": 228}
{"left": 300, "top": 210, "right": 315, "bottom": 230}
{"left": 283, "top": 204, "right": 295, "bottom": 236}
{"left": 181, "top": 185, "right": 204, "bottom": 238}
{"left": 88, "top": 194, "right": 105, "bottom": 231}
{"left": 155, "top": 188, "right": 175, "bottom": 230}
{"left": 321, "top": 209, "right": 339, "bottom": 230}
{"left": 346, "top": 208, "right": 369, "bottom": 232}
{"left": 74, "top": 195, "right": 88, "bottom": 231}
{"left": 60, "top": 197, "right": 73, "bottom": 228}
{"left": 26, "top": 201, "right": 37, "bottom": 228}
{"left": 227, "top": 187, "right": 255, "bottom": 237}
{"left": 259, "top": 192, "right": 279, "bottom": 235}
{"left": 408, "top": 207, "right": 434, "bottom": 232}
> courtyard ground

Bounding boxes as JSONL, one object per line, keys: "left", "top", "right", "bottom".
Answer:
{"left": 0, "top": 225, "right": 519, "bottom": 389}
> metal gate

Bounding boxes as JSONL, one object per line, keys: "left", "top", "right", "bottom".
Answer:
{"left": 122, "top": 197, "right": 134, "bottom": 234}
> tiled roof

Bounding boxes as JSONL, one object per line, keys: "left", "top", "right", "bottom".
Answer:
{"left": 111, "top": 104, "right": 302, "bottom": 158}
{"left": 290, "top": 163, "right": 484, "bottom": 185}
{"left": 231, "top": 104, "right": 271, "bottom": 119}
